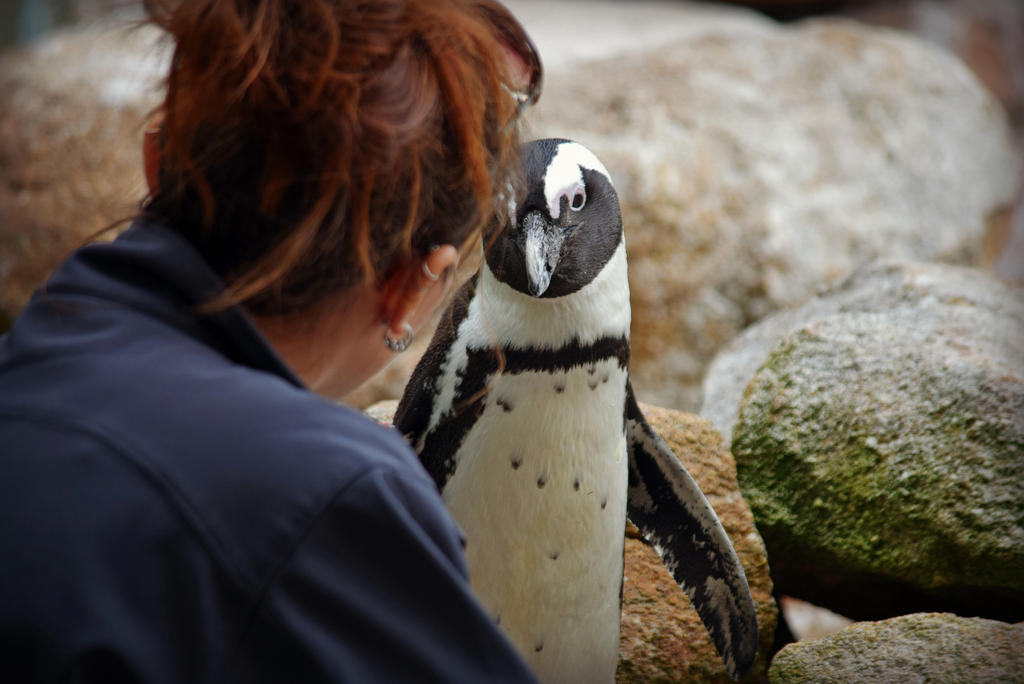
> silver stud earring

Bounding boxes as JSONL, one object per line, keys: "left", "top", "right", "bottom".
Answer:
{"left": 384, "top": 322, "right": 414, "bottom": 353}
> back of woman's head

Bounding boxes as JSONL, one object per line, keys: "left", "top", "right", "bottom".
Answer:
{"left": 143, "top": 0, "right": 538, "bottom": 315}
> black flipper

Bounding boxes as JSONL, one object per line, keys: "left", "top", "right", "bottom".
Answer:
{"left": 624, "top": 382, "right": 758, "bottom": 679}
{"left": 394, "top": 276, "right": 480, "bottom": 491}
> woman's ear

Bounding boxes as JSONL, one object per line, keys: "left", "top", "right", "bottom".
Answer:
{"left": 143, "top": 111, "right": 164, "bottom": 194}
{"left": 379, "top": 245, "right": 459, "bottom": 341}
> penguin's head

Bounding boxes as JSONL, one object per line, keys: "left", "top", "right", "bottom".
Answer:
{"left": 486, "top": 138, "right": 621, "bottom": 298}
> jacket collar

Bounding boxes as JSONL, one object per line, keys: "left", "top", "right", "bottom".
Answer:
{"left": 41, "top": 219, "right": 306, "bottom": 389}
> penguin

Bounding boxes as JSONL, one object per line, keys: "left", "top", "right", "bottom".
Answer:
{"left": 394, "top": 138, "right": 758, "bottom": 683}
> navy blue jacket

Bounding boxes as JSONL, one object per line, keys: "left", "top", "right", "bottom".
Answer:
{"left": 0, "top": 221, "right": 536, "bottom": 683}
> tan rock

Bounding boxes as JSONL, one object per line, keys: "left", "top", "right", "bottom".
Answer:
{"left": 0, "top": 19, "right": 167, "bottom": 325}
{"left": 362, "top": 398, "right": 399, "bottom": 426}
{"left": 518, "top": 6, "right": 1021, "bottom": 410}
{"left": 779, "top": 596, "right": 852, "bottom": 642}
{"left": 617, "top": 405, "right": 775, "bottom": 683}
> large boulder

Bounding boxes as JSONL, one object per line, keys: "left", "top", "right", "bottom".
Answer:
{"left": 618, "top": 405, "right": 775, "bottom": 683}
{"left": 0, "top": 15, "right": 167, "bottom": 328}
{"left": 517, "top": 1, "right": 1021, "bottom": 410}
{"left": 4, "top": 2, "right": 1020, "bottom": 413}
{"left": 702, "top": 259, "right": 1024, "bottom": 445}
{"left": 723, "top": 260, "right": 1024, "bottom": 622}
{"left": 769, "top": 613, "right": 1024, "bottom": 684}
{"left": 365, "top": 400, "right": 776, "bottom": 683}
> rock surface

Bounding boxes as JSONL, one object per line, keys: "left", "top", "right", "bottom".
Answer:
{"left": 3, "top": 2, "right": 1019, "bottom": 413}
{"left": 618, "top": 404, "right": 775, "bottom": 683}
{"left": 517, "top": 1, "right": 1021, "bottom": 410}
{"left": 365, "top": 399, "right": 776, "bottom": 683}
{"left": 768, "top": 613, "right": 1024, "bottom": 684}
{"left": 0, "top": 16, "right": 166, "bottom": 327}
{"left": 702, "top": 259, "right": 1024, "bottom": 445}
{"left": 778, "top": 596, "right": 852, "bottom": 642}
{"left": 726, "top": 260, "right": 1024, "bottom": 622}
{"left": 840, "top": 0, "right": 1024, "bottom": 283}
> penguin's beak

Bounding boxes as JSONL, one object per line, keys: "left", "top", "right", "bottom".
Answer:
{"left": 520, "top": 211, "right": 565, "bottom": 297}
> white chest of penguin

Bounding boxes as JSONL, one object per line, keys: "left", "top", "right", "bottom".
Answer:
{"left": 441, "top": 247, "right": 631, "bottom": 683}
{"left": 444, "top": 359, "right": 628, "bottom": 682}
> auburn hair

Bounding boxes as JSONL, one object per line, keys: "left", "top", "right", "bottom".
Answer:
{"left": 142, "top": 0, "right": 536, "bottom": 314}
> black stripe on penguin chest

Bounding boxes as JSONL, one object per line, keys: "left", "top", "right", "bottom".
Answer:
{"left": 419, "top": 336, "right": 630, "bottom": 491}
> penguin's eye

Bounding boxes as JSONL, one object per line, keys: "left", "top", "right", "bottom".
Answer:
{"left": 570, "top": 189, "right": 586, "bottom": 211}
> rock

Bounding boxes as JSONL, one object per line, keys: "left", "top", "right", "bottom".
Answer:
{"left": 366, "top": 399, "right": 777, "bottom": 683}
{"left": 838, "top": 0, "right": 1024, "bottom": 283}
{"left": 726, "top": 260, "right": 1024, "bottom": 622}
{"left": 702, "top": 259, "right": 1024, "bottom": 445}
{"left": 768, "top": 613, "right": 1024, "bottom": 684}
{"left": 618, "top": 405, "right": 775, "bottom": 683}
{"left": 0, "top": 16, "right": 167, "bottom": 329}
{"left": 779, "top": 596, "right": 853, "bottom": 642}
{"left": 6, "top": 2, "right": 1020, "bottom": 407}
{"left": 517, "top": 2, "right": 1021, "bottom": 409}
{"left": 362, "top": 398, "right": 399, "bottom": 426}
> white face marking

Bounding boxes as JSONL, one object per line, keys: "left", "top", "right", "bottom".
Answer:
{"left": 543, "top": 141, "right": 614, "bottom": 221}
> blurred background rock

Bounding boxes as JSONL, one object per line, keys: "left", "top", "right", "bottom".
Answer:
{"left": 1, "top": 0, "right": 1020, "bottom": 403}
{"left": 0, "top": 0, "right": 162, "bottom": 332}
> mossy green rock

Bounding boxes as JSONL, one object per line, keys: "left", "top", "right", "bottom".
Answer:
{"left": 769, "top": 613, "right": 1024, "bottom": 684}
{"left": 731, "top": 261, "right": 1024, "bottom": 621}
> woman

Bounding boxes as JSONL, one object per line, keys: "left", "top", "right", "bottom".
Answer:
{"left": 0, "top": 0, "right": 542, "bottom": 681}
